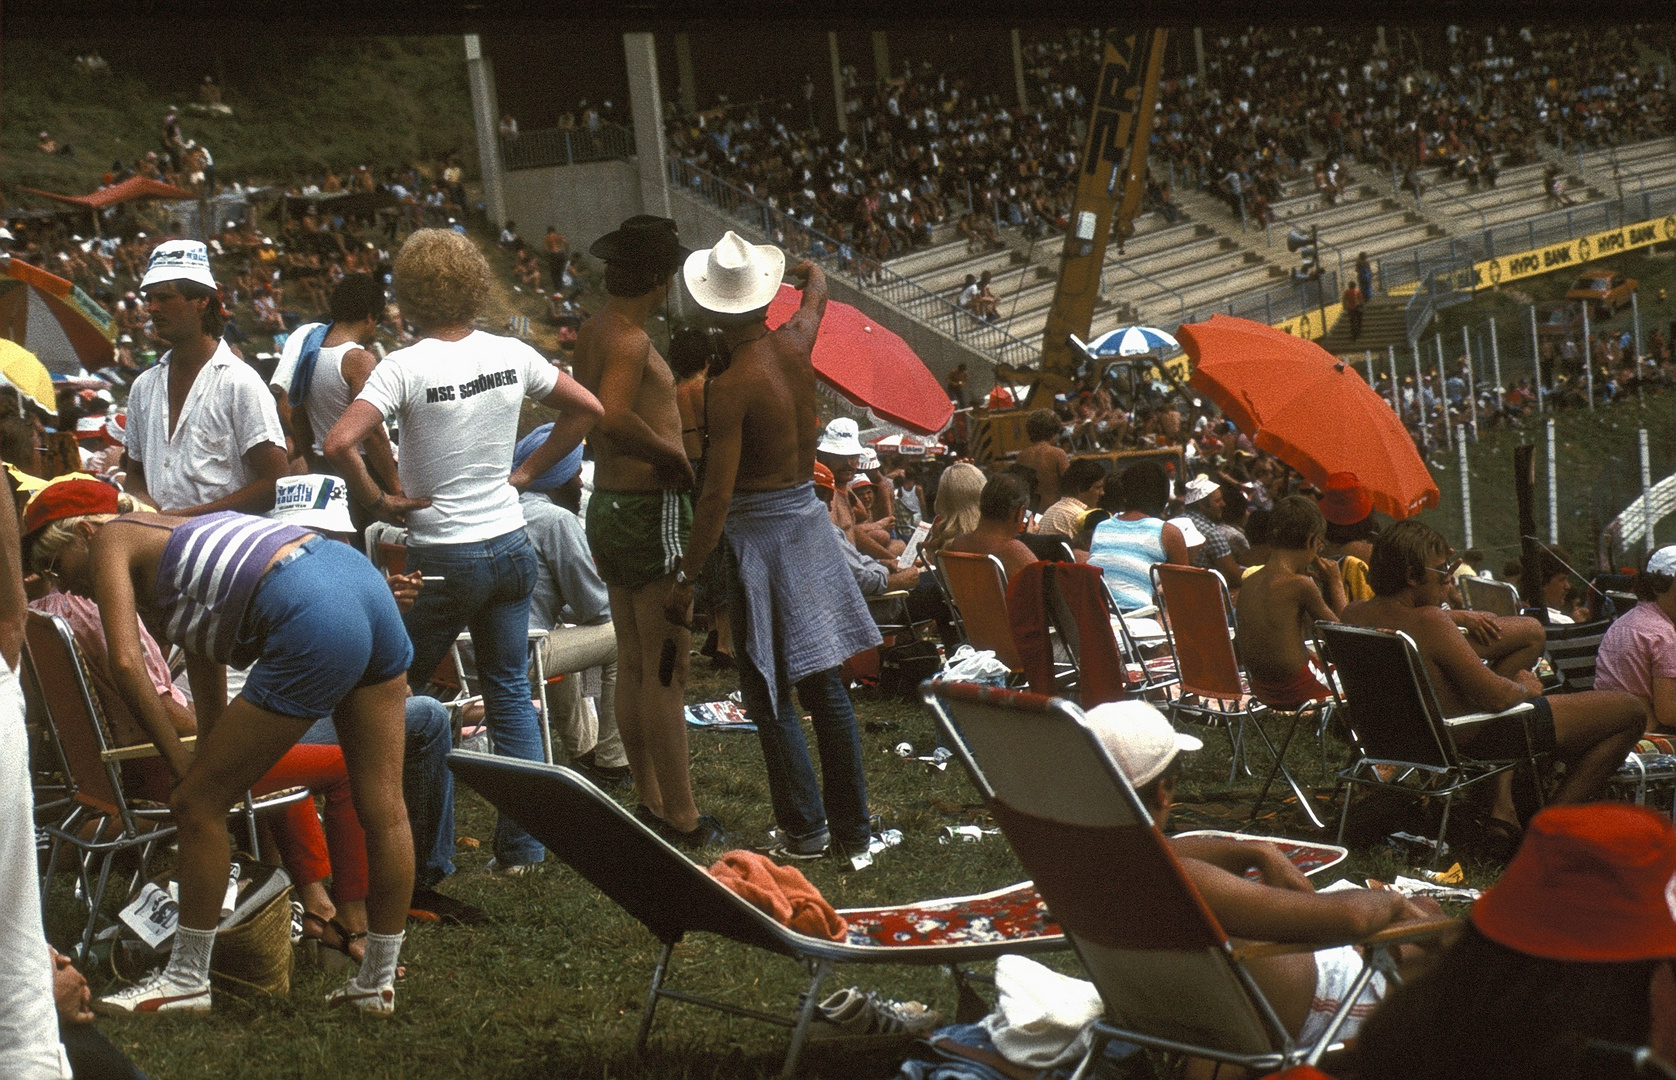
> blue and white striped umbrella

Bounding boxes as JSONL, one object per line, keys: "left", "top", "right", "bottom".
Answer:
{"left": 1085, "top": 325, "right": 1180, "bottom": 357}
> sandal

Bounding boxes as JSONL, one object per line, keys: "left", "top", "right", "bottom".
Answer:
{"left": 299, "top": 913, "right": 364, "bottom": 974}
{"left": 300, "top": 914, "right": 407, "bottom": 980}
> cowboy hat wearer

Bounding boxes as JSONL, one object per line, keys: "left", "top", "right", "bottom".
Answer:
{"left": 683, "top": 231, "right": 785, "bottom": 314}
{"left": 1319, "top": 472, "right": 1374, "bottom": 526}
{"left": 816, "top": 417, "right": 865, "bottom": 458}
{"left": 140, "top": 239, "right": 217, "bottom": 291}
{"left": 588, "top": 215, "right": 690, "bottom": 276}
{"left": 1472, "top": 803, "right": 1676, "bottom": 963}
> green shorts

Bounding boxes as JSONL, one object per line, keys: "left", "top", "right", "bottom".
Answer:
{"left": 586, "top": 488, "right": 692, "bottom": 590}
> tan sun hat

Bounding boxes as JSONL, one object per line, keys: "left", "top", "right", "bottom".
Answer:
{"left": 683, "top": 230, "right": 785, "bottom": 314}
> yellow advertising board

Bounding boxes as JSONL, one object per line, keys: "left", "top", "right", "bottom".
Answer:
{"left": 1470, "top": 212, "right": 1676, "bottom": 291}
{"left": 1271, "top": 301, "right": 1344, "bottom": 341}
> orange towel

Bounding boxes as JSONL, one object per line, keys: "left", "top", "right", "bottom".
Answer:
{"left": 708, "top": 850, "right": 848, "bottom": 941}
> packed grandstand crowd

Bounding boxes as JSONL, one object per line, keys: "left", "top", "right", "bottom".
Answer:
{"left": 667, "top": 25, "right": 1674, "bottom": 255}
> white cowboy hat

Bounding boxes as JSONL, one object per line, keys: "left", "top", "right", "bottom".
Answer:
{"left": 683, "top": 230, "right": 785, "bottom": 314}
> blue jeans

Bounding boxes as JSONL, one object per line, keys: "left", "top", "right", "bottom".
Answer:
{"left": 300, "top": 696, "right": 456, "bottom": 888}
{"left": 728, "top": 557, "right": 870, "bottom": 851}
{"left": 405, "top": 528, "right": 544, "bottom": 866}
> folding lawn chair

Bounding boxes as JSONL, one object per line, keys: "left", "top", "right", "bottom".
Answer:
{"left": 1008, "top": 561, "right": 1175, "bottom": 707}
{"left": 920, "top": 680, "right": 1454, "bottom": 1077}
{"left": 936, "top": 551, "right": 1025, "bottom": 675}
{"left": 1457, "top": 576, "right": 1519, "bottom": 616}
{"left": 1313, "top": 622, "right": 1547, "bottom": 862}
{"left": 1152, "top": 564, "right": 1323, "bottom": 828}
{"left": 1542, "top": 618, "right": 1612, "bottom": 694}
{"left": 445, "top": 751, "right": 1068, "bottom": 1079}
{"left": 25, "top": 612, "right": 310, "bottom": 959}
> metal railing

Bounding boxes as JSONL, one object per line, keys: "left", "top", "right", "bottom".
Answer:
{"left": 669, "top": 157, "right": 1041, "bottom": 368}
{"left": 1378, "top": 178, "right": 1676, "bottom": 294}
{"left": 1403, "top": 259, "right": 1475, "bottom": 347}
{"left": 500, "top": 124, "right": 635, "bottom": 171}
{"left": 1179, "top": 269, "right": 1341, "bottom": 333}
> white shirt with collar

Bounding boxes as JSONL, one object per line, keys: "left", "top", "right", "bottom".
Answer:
{"left": 125, "top": 339, "right": 286, "bottom": 512}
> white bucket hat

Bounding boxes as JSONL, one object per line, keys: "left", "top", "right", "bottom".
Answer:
{"left": 141, "top": 239, "right": 216, "bottom": 290}
{"left": 816, "top": 417, "right": 865, "bottom": 457}
{"left": 683, "top": 230, "right": 785, "bottom": 314}
{"left": 1084, "top": 700, "right": 1203, "bottom": 787}
{"left": 269, "top": 474, "right": 354, "bottom": 534}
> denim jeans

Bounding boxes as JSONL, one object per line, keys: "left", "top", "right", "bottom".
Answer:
{"left": 728, "top": 560, "right": 870, "bottom": 851}
{"left": 300, "top": 695, "right": 457, "bottom": 888}
{"left": 405, "top": 528, "right": 544, "bottom": 866}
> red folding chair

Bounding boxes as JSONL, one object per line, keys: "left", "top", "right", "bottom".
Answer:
{"left": 937, "top": 551, "right": 1024, "bottom": 675}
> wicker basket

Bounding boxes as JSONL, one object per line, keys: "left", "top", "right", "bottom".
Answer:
{"left": 210, "top": 883, "right": 294, "bottom": 999}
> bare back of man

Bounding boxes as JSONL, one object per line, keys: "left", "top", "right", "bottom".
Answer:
{"left": 1237, "top": 556, "right": 1340, "bottom": 692}
{"left": 1342, "top": 593, "right": 1644, "bottom": 814}
{"left": 1014, "top": 441, "right": 1068, "bottom": 512}
{"left": 574, "top": 294, "right": 703, "bottom": 834}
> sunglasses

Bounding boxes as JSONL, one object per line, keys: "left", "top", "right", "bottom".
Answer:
{"left": 1424, "top": 557, "right": 1463, "bottom": 580}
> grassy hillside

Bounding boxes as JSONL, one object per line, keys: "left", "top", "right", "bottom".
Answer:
{"left": 1410, "top": 244, "right": 1676, "bottom": 572}
{"left": 2, "top": 37, "right": 477, "bottom": 196}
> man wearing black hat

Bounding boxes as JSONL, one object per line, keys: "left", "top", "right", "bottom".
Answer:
{"left": 573, "top": 216, "right": 722, "bottom": 849}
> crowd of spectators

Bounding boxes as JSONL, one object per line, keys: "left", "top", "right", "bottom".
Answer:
{"left": 667, "top": 24, "right": 1673, "bottom": 268}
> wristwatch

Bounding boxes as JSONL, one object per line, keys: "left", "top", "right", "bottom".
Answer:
{"left": 675, "top": 569, "right": 693, "bottom": 587}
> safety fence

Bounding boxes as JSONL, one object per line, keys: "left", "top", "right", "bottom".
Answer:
{"left": 500, "top": 124, "right": 636, "bottom": 171}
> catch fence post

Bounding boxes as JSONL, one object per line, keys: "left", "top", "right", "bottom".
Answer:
{"left": 1642, "top": 428, "right": 1654, "bottom": 561}
{"left": 1458, "top": 426, "right": 1473, "bottom": 548}
{"left": 1547, "top": 418, "right": 1559, "bottom": 546}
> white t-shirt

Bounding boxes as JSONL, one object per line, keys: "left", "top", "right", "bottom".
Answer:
{"left": 267, "top": 324, "right": 362, "bottom": 458}
{"left": 126, "top": 340, "right": 287, "bottom": 512}
{"left": 357, "top": 331, "right": 560, "bottom": 545}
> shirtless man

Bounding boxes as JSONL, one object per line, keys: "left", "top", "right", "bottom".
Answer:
{"left": 572, "top": 216, "right": 721, "bottom": 849}
{"left": 1342, "top": 519, "right": 1645, "bottom": 835}
{"left": 1236, "top": 496, "right": 1346, "bottom": 709}
{"left": 668, "top": 232, "right": 881, "bottom": 865}
{"left": 944, "top": 473, "right": 1038, "bottom": 582}
{"left": 1013, "top": 409, "right": 1068, "bottom": 512}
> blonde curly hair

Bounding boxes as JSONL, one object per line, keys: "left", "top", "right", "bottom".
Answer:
{"left": 30, "top": 493, "right": 145, "bottom": 577}
{"left": 392, "top": 228, "right": 491, "bottom": 331}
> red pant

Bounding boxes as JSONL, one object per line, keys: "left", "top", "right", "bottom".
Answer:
{"left": 254, "top": 745, "right": 368, "bottom": 902}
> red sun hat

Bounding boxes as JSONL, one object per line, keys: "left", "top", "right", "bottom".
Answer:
{"left": 22, "top": 478, "right": 120, "bottom": 541}
{"left": 812, "top": 461, "right": 835, "bottom": 492}
{"left": 1472, "top": 803, "right": 1676, "bottom": 962}
{"left": 1318, "top": 471, "right": 1373, "bottom": 526}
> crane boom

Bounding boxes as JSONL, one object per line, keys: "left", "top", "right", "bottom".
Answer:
{"left": 1020, "top": 28, "right": 1169, "bottom": 402}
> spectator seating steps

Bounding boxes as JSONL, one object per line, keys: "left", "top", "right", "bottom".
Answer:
{"left": 910, "top": 249, "right": 1031, "bottom": 299}
{"left": 1268, "top": 182, "right": 1380, "bottom": 222}
{"left": 1316, "top": 210, "right": 1445, "bottom": 253}
{"left": 1315, "top": 296, "right": 1413, "bottom": 354}
{"left": 1277, "top": 192, "right": 1403, "bottom": 233}
{"left": 1579, "top": 137, "right": 1676, "bottom": 184}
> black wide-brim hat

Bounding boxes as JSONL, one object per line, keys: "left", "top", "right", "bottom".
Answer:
{"left": 589, "top": 215, "right": 691, "bottom": 276}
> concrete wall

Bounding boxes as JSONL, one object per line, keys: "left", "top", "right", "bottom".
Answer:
{"left": 668, "top": 187, "right": 998, "bottom": 398}
{"left": 500, "top": 159, "right": 643, "bottom": 259}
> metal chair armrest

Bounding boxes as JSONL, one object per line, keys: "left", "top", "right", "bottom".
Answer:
{"left": 1440, "top": 700, "right": 1537, "bottom": 728}
{"left": 1231, "top": 915, "right": 1461, "bottom": 962}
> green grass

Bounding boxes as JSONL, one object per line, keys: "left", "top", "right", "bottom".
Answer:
{"left": 2, "top": 38, "right": 477, "bottom": 195}
{"left": 1410, "top": 244, "right": 1676, "bottom": 571}
{"left": 64, "top": 659, "right": 1497, "bottom": 1079}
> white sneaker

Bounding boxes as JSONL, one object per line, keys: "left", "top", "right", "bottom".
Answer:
{"left": 326, "top": 976, "right": 395, "bottom": 1017}
{"left": 92, "top": 969, "right": 211, "bottom": 1016}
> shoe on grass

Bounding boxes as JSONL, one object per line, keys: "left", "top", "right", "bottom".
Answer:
{"left": 760, "top": 827, "right": 830, "bottom": 861}
{"left": 326, "top": 976, "right": 395, "bottom": 1017}
{"left": 662, "top": 813, "right": 730, "bottom": 852}
{"left": 91, "top": 969, "right": 211, "bottom": 1016}
{"left": 408, "top": 886, "right": 491, "bottom": 926}
{"left": 484, "top": 857, "right": 543, "bottom": 878}
{"left": 808, "top": 986, "right": 940, "bottom": 1039}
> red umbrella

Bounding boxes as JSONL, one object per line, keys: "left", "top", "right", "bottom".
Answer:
{"left": 1179, "top": 314, "right": 1438, "bottom": 519}
{"left": 766, "top": 284, "right": 953, "bottom": 436}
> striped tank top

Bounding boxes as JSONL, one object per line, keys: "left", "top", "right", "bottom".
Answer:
{"left": 152, "top": 512, "right": 310, "bottom": 665}
{"left": 1086, "top": 515, "right": 1166, "bottom": 612}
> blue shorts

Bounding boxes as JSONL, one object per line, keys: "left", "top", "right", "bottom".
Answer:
{"left": 239, "top": 538, "right": 414, "bottom": 720}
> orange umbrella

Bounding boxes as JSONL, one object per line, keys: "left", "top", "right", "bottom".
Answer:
{"left": 1179, "top": 314, "right": 1438, "bottom": 519}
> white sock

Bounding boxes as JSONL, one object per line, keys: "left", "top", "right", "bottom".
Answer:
{"left": 163, "top": 925, "right": 216, "bottom": 990}
{"left": 356, "top": 931, "right": 404, "bottom": 989}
